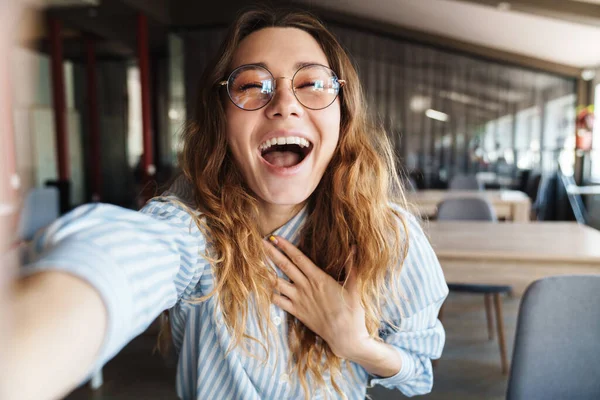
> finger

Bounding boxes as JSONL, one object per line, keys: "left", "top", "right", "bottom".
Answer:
{"left": 263, "top": 239, "right": 308, "bottom": 286}
{"left": 268, "top": 235, "right": 322, "bottom": 282}
{"left": 276, "top": 278, "right": 297, "bottom": 300}
{"left": 272, "top": 293, "right": 295, "bottom": 315}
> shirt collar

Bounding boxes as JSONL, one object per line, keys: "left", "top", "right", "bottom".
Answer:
{"left": 266, "top": 204, "right": 309, "bottom": 247}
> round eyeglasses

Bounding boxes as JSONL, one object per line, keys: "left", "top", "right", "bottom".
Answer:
{"left": 219, "top": 63, "right": 346, "bottom": 111}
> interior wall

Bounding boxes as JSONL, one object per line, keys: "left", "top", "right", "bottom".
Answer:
{"left": 182, "top": 29, "right": 227, "bottom": 119}
{"left": 11, "top": 47, "right": 85, "bottom": 207}
{"left": 94, "top": 61, "right": 136, "bottom": 207}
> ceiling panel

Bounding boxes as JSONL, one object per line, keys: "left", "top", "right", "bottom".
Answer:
{"left": 297, "top": 0, "right": 600, "bottom": 68}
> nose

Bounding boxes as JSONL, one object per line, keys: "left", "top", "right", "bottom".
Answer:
{"left": 264, "top": 77, "right": 304, "bottom": 119}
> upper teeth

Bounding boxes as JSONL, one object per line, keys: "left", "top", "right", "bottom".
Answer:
{"left": 259, "top": 136, "right": 311, "bottom": 151}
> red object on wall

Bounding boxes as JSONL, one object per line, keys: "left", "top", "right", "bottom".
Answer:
{"left": 86, "top": 36, "right": 102, "bottom": 201}
{"left": 49, "top": 17, "right": 69, "bottom": 181}
{"left": 575, "top": 106, "right": 594, "bottom": 151}
{"left": 137, "top": 13, "right": 154, "bottom": 182}
{"left": 576, "top": 129, "right": 593, "bottom": 151}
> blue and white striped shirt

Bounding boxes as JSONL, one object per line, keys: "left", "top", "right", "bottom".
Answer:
{"left": 25, "top": 179, "right": 448, "bottom": 399}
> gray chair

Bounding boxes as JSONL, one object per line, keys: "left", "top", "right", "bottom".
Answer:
{"left": 507, "top": 275, "right": 600, "bottom": 400}
{"left": 436, "top": 197, "right": 511, "bottom": 374}
{"left": 17, "top": 187, "right": 60, "bottom": 241}
{"left": 437, "top": 197, "right": 497, "bottom": 221}
{"left": 558, "top": 168, "right": 589, "bottom": 225}
{"left": 449, "top": 174, "right": 483, "bottom": 191}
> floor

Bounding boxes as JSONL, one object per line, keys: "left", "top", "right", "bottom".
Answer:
{"left": 64, "top": 292, "right": 519, "bottom": 400}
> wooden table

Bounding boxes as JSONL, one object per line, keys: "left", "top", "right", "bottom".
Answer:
{"left": 424, "top": 221, "right": 600, "bottom": 296}
{"left": 406, "top": 190, "right": 531, "bottom": 222}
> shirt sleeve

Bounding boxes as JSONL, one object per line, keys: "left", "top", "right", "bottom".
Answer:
{"left": 369, "top": 210, "right": 449, "bottom": 396}
{"left": 22, "top": 197, "right": 206, "bottom": 375}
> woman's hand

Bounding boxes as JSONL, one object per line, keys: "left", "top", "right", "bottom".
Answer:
{"left": 263, "top": 235, "right": 369, "bottom": 360}
{"left": 264, "top": 235, "right": 403, "bottom": 378}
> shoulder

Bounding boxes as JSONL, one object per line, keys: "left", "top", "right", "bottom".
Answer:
{"left": 162, "top": 174, "right": 196, "bottom": 206}
{"left": 141, "top": 176, "right": 213, "bottom": 298}
{"left": 389, "top": 202, "right": 428, "bottom": 246}
{"left": 140, "top": 175, "right": 203, "bottom": 239}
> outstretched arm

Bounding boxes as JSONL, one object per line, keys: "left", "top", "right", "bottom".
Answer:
{"left": 5, "top": 271, "right": 107, "bottom": 400}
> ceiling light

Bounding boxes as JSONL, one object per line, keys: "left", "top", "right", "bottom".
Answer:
{"left": 426, "top": 109, "right": 449, "bottom": 122}
{"left": 168, "top": 109, "right": 180, "bottom": 120}
{"left": 581, "top": 69, "right": 596, "bottom": 81}
{"left": 409, "top": 95, "right": 431, "bottom": 112}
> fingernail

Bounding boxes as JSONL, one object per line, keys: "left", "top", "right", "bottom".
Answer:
{"left": 269, "top": 235, "right": 278, "bottom": 245}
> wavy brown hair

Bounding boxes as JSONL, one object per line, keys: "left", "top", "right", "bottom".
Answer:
{"left": 162, "top": 7, "right": 410, "bottom": 398}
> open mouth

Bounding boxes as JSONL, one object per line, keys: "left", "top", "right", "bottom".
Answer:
{"left": 259, "top": 136, "right": 313, "bottom": 168}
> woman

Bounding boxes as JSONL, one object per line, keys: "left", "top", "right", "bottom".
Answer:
{"left": 11, "top": 8, "right": 448, "bottom": 400}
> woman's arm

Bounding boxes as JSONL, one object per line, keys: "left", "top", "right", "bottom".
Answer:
{"left": 6, "top": 271, "right": 107, "bottom": 400}
{"left": 5, "top": 199, "right": 205, "bottom": 400}
{"left": 367, "top": 211, "right": 448, "bottom": 395}
{"left": 344, "top": 338, "right": 402, "bottom": 378}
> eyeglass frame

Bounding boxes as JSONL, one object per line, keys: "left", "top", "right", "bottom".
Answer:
{"left": 218, "top": 63, "right": 346, "bottom": 111}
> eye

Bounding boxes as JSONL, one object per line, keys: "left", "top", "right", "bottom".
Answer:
{"left": 237, "top": 82, "right": 264, "bottom": 91}
{"left": 295, "top": 80, "right": 324, "bottom": 91}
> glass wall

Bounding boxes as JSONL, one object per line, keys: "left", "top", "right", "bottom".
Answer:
{"left": 330, "top": 24, "right": 576, "bottom": 188}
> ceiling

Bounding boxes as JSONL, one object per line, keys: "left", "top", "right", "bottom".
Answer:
{"left": 24, "top": 0, "right": 169, "bottom": 60}
{"left": 26, "top": 0, "right": 600, "bottom": 71}
{"left": 297, "top": 0, "right": 600, "bottom": 69}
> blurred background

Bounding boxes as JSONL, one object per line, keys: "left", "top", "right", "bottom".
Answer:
{"left": 2, "top": 0, "right": 600, "bottom": 218}
{"left": 1, "top": 1, "right": 600, "bottom": 399}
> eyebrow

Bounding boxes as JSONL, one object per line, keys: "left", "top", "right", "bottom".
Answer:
{"left": 294, "top": 61, "right": 326, "bottom": 69}
{"left": 237, "top": 61, "right": 328, "bottom": 71}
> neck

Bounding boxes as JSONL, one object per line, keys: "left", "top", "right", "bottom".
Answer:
{"left": 257, "top": 201, "right": 306, "bottom": 237}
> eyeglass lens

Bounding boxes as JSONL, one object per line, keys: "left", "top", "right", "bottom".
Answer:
{"left": 227, "top": 65, "right": 341, "bottom": 111}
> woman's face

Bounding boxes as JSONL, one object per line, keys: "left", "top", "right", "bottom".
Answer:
{"left": 225, "top": 27, "right": 341, "bottom": 208}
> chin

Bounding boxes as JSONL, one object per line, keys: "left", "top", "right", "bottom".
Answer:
{"left": 258, "top": 186, "right": 315, "bottom": 206}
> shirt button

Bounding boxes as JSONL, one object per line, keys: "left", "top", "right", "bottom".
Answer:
{"left": 280, "top": 373, "right": 289, "bottom": 383}
{"left": 273, "top": 316, "right": 282, "bottom": 326}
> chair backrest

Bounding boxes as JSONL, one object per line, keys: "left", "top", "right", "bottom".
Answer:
{"left": 558, "top": 169, "right": 589, "bottom": 225}
{"left": 449, "top": 174, "right": 483, "bottom": 191}
{"left": 533, "top": 173, "right": 558, "bottom": 221}
{"left": 525, "top": 172, "right": 542, "bottom": 203}
{"left": 17, "top": 187, "right": 60, "bottom": 241}
{"left": 436, "top": 197, "right": 497, "bottom": 221}
{"left": 507, "top": 275, "right": 600, "bottom": 400}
